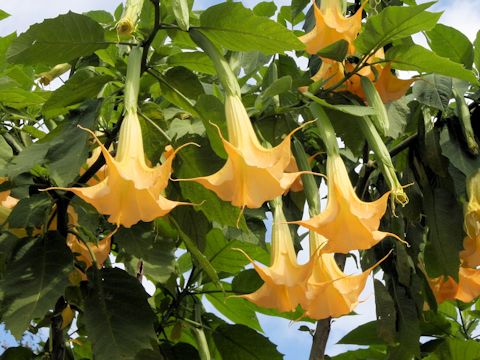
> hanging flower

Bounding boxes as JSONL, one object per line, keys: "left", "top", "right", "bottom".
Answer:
{"left": 47, "top": 113, "right": 191, "bottom": 228}
{"left": 290, "top": 153, "right": 398, "bottom": 254}
{"left": 238, "top": 199, "right": 311, "bottom": 312}
{"left": 187, "top": 95, "right": 306, "bottom": 209}
{"left": 460, "top": 171, "right": 480, "bottom": 267}
{"left": 429, "top": 268, "right": 480, "bottom": 304}
{"left": 302, "top": 234, "right": 391, "bottom": 319}
{"left": 374, "top": 64, "right": 416, "bottom": 103}
{"left": 299, "top": 0, "right": 367, "bottom": 55}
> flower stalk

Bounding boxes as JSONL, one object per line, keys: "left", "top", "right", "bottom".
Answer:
{"left": 357, "top": 115, "right": 408, "bottom": 206}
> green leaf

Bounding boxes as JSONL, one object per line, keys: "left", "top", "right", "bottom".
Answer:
{"left": 426, "top": 24, "right": 474, "bottom": 69}
{"left": 262, "top": 75, "right": 292, "bottom": 98}
{"left": 386, "top": 44, "right": 479, "bottom": 84}
{"left": 304, "top": 92, "right": 377, "bottom": 116}
{"left": 0, "top": 9, "right": 10, "bottom": 21}
{"left": 338, "top": 321, "right": 387, "bottom": 346}
{"left": 425, "top": 339, "right": 480, "bottom": 360}
{"left": 42, "top": 70, "right": 112, "bottom": 118}
{"left": 116, "top": 222, "right": 176, "bottom": 283}
{"left": 0, "top": 135, "right": 13, "bottom": 168}
{"left": 164, "top": 66, "right": 204, "bottom": 101}
{"left": 7, "top": 193, "right": 51, "bottom": 228}
{"left": 0, "top": 347, "right": 35, "bottom": 360}
{"left": 199, "top": 2, "right": 304, "bottom": 54}
{"left": 316, "top": 40, "right": 349, "bottom": 62}
{"left": 291, "top": 0, "right": 309, "bottom": 20}
{"left": 385, "top": 97, "right": 409, "bottom": 138}
{"left": 167, "top": 51, "right": 215, "bottom": 75}
{"left": 175, "top": 136, "right": 244, "bottom": 229}
{"left": 7, "top": 100, "right": 100, "bottom": 185}
{"left": 253, "top": 2, "right": 277, "bottom": 17}
{"left": 423, "top": 186, "right": 463, "bottom": 279}
{"left": 412, "top": 74, "right": 452, "bottom": 111}
{"left": 196, "top": 94, "right": 227, "bottom": 158}
{"left": 213, "top": 324, "right": 283, "bottom": 360}
{"left": 0, "top": 76, "right": 47, "bottom": 109}
{"left": 204, "top": 282, "right": 262, "bottom": 332}
{"left": 7, "top": 12, "right": 107, "bottom": 65}
{"left": 232, "top": 269, "right": 263, "bottom": 294}
{"left": 0, "top": 232, "right": 72, "bottom": 338}
{"left": 172, "top": 0, "right": 190, "bottom": 31}
{"left": 355, "top": 3, "right": 441, "bottom": 54}
{"left": 203, "top": 229, "right": 269, "bottom": 274}
{"left": 84, "top": 268, "right": 156, "bottom": 360}
{"left": 374, "top": 280, "right": 396, "bottom": 345}
{"left": 440, "top": 127, "right": 480, "bottom": 179}
{"left": 474, "top": 30, "right": 480, "bottom": 71}
{"left": 331, "top": 347, "right": 387, "bottom": 360}
{"left": 167, "top": 118, "right": 205, "bottom": 141}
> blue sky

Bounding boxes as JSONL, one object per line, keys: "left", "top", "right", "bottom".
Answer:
{"left": 0, "top": 0, "right": 479, "bottom": 358}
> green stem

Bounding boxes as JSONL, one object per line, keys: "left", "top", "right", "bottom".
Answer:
{"left": 357, "top": 116, "right": 408, "bottom": 206}
{"left": 189, "top": 29, "right": 241, "bottom": 97}
{"left": 310, "top": 103, "right": 339, "bottom": 157}
{"left": 292, "top": 138, "right": 321, "bottom": 216}
{"left": 124, "top": 46, "right": 142, "bottom": 113}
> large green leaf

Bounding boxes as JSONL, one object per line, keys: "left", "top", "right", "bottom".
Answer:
{"left": 84, "top": 268, "right": 156, "bottom": 360}
{"left": 203, "top": 228, "right": 269, "bottom": 274}
{"left": 213, "top": 324, "right": 283, "bottom": 360}
{"left": 474, "top": 30, "right": 480, "bottom": 71}
{"left": 199, "top": 2, "right": 304, "bottom": 54}
{"left": 331, "top": 348, "right": 387, "bottom": 360}
{"left": 412, "top": 74, "right": 452, "bottom": 112}
{"left": 204, "top": 282, "right": 261, "bottom": 332}
{"left": 42, "top": 70, "right": 112, "bottom": 118}
{"left": 7, "top": 100, "right": 100, "bottom": 185}
{"left": 7, "top": 12, "right": 107, "bottom": 65}
{"left": 355, "top": 3, "right": 440, "bottom": 54}
{"left": 440, "top": 127, "right": 480, "bottom": 179}
{"left": 386, "top": 44, "right": 479, "bottom": 84}
{"left": 426, "top": 24, "right": 474, "bottom": 69}
{"left": 423, "top": 186, "right": 463, "bottom": 279}
{"left": 0, "top": 232, "right": 72, "bottom": 338}
{"left": 116, "top": 222, "right": 176, "bottom": 284}
{"left": 338, "top": 321, "right": 387, "bottom": 346}
{"left": 424, "top": 339, "right": 480, "bottom": 360}
{"left": 7, "top": 193, "right": 51, "bottom": 228}
{"left": 374, "top": 280, "right": 396, "bottom": 345}
{"left": 167, "top": 51, "right": 215, "bottom": 75}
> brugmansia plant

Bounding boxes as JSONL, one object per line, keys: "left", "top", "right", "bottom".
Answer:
{"left": 0, "top": 0, "right": 480, "bottom": 359}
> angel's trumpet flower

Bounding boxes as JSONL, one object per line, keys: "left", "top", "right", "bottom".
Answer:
{"left": 38, "top": 63, "right": 71, "bottom": 86}
{"left": 290, "top": 105, "right": 400, "bottom": 253}
{"left": 299, "top": 0, "right": 367, "bottom": 55}
{"left": 460, "top": 171, "right": 480, "bottom": 267}
{"left": 291, "top": 152, "right": 395, "bottom": 253}
{"left": 188, "top": 95, "right": 305, "bottom": 209}
{"left": 429, "top": 268, "right": 480, "bottom": 304}
{"left": 302, "top": 233, "right": 390, "bottom": 319}
{"left": 45, "top": 47, "right": 190, "bottom": 228}
{"left": 117, "top": 0, "right": 145, "bottom": 36}
{"left": 374, "top": 64, "right": 416, "bottom": 104}
{"left": 238, "top": 198, "right": 310, "bottom": 312}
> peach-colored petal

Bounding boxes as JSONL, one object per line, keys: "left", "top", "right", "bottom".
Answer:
{"left": 290, "top": 154, "right": 393, "bottom": 253}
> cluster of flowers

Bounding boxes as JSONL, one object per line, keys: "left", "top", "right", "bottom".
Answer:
{"left": 299, "top": 0, "right": 414, "bottom": 103}
{"left": 429, "top": 172, "right": 480, "bottom": 304}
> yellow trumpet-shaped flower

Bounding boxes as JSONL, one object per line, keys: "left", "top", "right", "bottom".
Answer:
{"left": 238, "top": 199, "right": 311, "bottom": 312}
{"left": 429, "top": 268, "right": 480, "bottom": 304}
{"left": 290, "top": 153, "right": 397, "bottom": 254}
{"left": 460, "top": 171, "right": 480, "bottom": 267}
{"left": 374, "top": 64, "right": 416, "bottom": 104}
{"left": 188, "top": 95, "right": 305, "bottom": 209}
{"left": 299, "top": 0, "right": 367, "bottom": 55}
{"left": 302, "top": 234, "right": 390, "bottom": 319}
{"left": 47, "top": 112, "right": 190, "bottom": 228}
